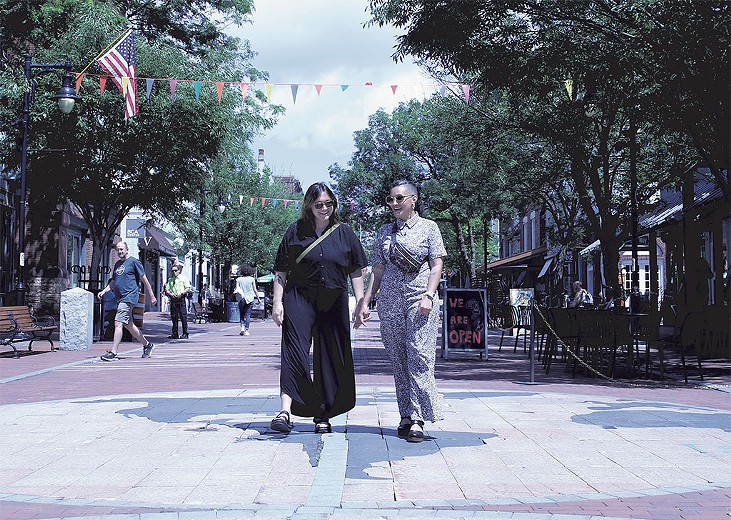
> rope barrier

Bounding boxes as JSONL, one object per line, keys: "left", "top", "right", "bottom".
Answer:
{"left": 531, "top": 305, "right": 727, "bottom": 391}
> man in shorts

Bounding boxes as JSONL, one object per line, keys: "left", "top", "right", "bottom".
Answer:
{"left": 97, "top": 241, "right": 158, "bottom": 361}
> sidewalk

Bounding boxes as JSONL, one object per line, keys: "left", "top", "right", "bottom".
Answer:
{"left": 1, "top": 312, "right": 729, "bottom": 520}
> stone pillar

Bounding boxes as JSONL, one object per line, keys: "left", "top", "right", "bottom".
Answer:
{"left": 60, "top": 287, "right": 94, "bottom": 351}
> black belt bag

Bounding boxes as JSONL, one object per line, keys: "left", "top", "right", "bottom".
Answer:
{"left": 389, "top": 238, "right": 426, "bottom": 273}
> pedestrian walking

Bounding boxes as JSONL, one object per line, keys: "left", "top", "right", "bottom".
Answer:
{"left": 97, "top": 241, "right": 158, "bottom": 361}
{"left": 270, "top": 182, "right": 367, "bottom": 434}
{"left": 163, "top": 263, "right": 191, "bottom": 339}
{"left": 234, "top": 265, "right": 261, "bottom": 336}
{"left": 355, "top": 180, "right": 447, "bottom": 442}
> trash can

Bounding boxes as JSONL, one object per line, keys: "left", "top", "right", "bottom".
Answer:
{"left": 226, "top": 301, "right": 240, "bottom": 323}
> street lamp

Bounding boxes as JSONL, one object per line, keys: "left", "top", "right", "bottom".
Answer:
{"left": 16, "top": 56, "right": 80, "bottom": 305}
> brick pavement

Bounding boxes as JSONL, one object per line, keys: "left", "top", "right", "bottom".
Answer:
{"left": 1, "top": 311, "right": 729, "bottom": 520}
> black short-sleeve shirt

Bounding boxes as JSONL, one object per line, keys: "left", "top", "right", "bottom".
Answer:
{"left": 274, "top": 220, "right": 367, "bottom": 291}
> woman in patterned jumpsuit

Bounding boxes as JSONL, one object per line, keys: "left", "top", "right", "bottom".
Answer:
{"left": 355, "top": 180, "right": 447, "bottom": 442}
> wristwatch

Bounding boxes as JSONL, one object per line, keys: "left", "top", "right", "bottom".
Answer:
{"left": 424, "top": 290, "right": 436, "bottom": 300}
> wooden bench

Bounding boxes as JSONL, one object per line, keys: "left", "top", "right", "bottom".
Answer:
{"left": 0, "top": 306, "right": 56, "bottom": 358}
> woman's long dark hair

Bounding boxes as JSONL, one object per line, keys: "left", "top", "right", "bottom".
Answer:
{"left": 300, "top": 182, "right": 341, "bottom": 228}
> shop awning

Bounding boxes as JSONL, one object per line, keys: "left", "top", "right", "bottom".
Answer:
{"left": 138, "top": 226, "right": 176, "bottom": 257}
{"left": 537, "top": 257, "right": 554, "bottom": 278}
{"left": 484, "top": 247, "right": 547, "bottom": 270}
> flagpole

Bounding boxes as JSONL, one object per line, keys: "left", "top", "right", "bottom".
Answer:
{"left": 77, "top": 27, "right": 133, "bottom": 76}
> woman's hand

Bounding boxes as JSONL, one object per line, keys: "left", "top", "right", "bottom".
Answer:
{"left": 353, "top": 300, "right": 370, "bottom": 328}
{"left": 418, "top": 295, "right": 433, "bottom": 315}
{"left": 272, "top": 301, "right": 284, "bottom": 327}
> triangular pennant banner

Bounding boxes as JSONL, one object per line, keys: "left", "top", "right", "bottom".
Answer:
{"left": 291, "top": 84, "right": 298, "bottom": 104}
{"left": 439, "top": 85, "right": 447, "bottom": 97}
{"left": 169, "top": 80, "right": 178, "bottom": 103}
{"left": 564, "top": 79, "right": 573, "bottom": 99}
{"left": 121, "top": 76, "right": 129, "bottom": 96}
{"left": 284, "top": 200, "right": 290, "bottom": 209}
{"left": 341, "top": 85, "right": 349, "bottom": 91}
{"left": 390, "top": 85, "right": 398, "bottom": 95}
{"left": 314, "top": 84, "right": 323, "bottom": 96}
{"left": 193, "top": 81, "right": 202, "bottom": 101}
{"left": 462, "top": 84, "right": 470, "bottom": 104}
{"left": 261, "top": 197, "right": 267, "bottom": 208}
{"left": 265, "top": 83, "right": 272, "bottom": 102}
{"left": 271, "top": 199, "right": 278, "bottom": 208}
{"left": 239, "top": 195, "right": 244, "bottom": 204}
{"left": 99, "top": 76, "right": 107, "bottom": 95}
{"left": 75, "top": 73, "right": 84, "bottom": 94}
{"left": 145, "top": 78, "right": 154, "bottom": 100}
{"left": 250, "top": 197, "right": 255, "bottom": 206}
{"left": 240, "top": 82, "right": 249, "bottom": 102}
{"left": 216, "top": 82, "right": 224, "bottom": 102}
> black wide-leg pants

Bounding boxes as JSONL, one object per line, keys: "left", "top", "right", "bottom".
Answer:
{"left": 280, "top": 286, "right": 355, "bottom": 420}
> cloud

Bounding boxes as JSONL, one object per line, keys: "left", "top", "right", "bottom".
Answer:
{"left": 228, "top": 0, "right": 429, "bottom": 189}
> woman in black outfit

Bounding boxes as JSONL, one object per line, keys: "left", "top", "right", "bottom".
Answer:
{"left": 270, "top": 183, "right": 367, "bottom": 434}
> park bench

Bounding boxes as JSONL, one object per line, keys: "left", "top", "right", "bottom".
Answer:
{"left": 0, "top": 306, "right": 56, "bottom": 358}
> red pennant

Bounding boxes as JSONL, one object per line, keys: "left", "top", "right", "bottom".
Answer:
{"left": 390, "top": 85, "right": 398, "bottom": 94}
{"left": 99, "top": 76, "right": 107, "bottom": 96}
{"left": 216, "top": 82, "right": 224, "bottom": 102}
{"left": 314, "top": 84, "right": 323, "bottom": 96}
{"left": 75, "top": 73, "right": 84, "bottom": 94}
{"left": 240, "top": 82, "right": 249, "bottom": 102}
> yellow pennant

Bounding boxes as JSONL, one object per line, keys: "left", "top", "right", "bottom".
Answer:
{"left": 564, "top": 79, "right": 573, "bottom": 100}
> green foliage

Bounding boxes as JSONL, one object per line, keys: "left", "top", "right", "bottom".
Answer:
{"left": 0, "top": 0, "right": 280, "bottom": 282}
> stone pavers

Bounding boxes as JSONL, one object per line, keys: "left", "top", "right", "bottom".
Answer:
{"left": 1, "top": 312, "right": 729, "bottom": 520}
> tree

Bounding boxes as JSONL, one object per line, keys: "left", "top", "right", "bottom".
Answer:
{"left": 1, "top": 0, "right": 279, "bottom": 289}
{"left": 367, "top": 0, "right": 720, "bottom": 296}
{"left": 332, "top": 94, "right": 524, "bottom": 284}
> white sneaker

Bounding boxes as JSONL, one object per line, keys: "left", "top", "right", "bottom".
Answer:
{"left": 244, "top": 330, "right": 250, "bottom": 336}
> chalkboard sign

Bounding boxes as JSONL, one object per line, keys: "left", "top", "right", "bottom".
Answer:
{"left": 441, "top": 288, "right": 488, "bottom": 360}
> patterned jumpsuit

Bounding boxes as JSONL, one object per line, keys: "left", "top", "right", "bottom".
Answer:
{"left": 372, "top": 214, "right": 447, "bottom": 423}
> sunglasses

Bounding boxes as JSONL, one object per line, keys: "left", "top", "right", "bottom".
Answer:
{"left": 313, "top": 200, "right": 334, "bottom": 209}
{"left": 171, "top": 268, "right": 179, "bottom": 272}
{"left": 385, "top": 194, "right": 414, "bottom": 204}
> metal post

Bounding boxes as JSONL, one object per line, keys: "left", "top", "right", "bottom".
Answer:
{"left": 16, "top": 56, "right": 77, "bottom": 306}
{"left": 198, "top": 196, "right": 204, "bottom": 304}
{"left": 629, "top": 115, "right": 640, "bottom": 313}
{"left": 16, "top": 56, "right": 33, "bottom": 305}
{"left": 528, "top": 299, "right": 536, "bottom": 383}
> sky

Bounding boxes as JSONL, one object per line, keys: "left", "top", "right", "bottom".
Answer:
{"left": 229, "top": 0, "right": 431, "bottom": 190}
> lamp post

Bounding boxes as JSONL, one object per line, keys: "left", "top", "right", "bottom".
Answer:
{"left": 16, "top": 56, "right": 80, "bottom": 305}
{"left": 196, "top": 195, "right": 226, "bottom": 304}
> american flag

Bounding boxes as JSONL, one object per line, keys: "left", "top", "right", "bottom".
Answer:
{"left": 98, "top": 29, "right": 138, "bottom": 119}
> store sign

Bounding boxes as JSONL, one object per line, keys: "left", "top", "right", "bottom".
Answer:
{"left": 442, "top": 288, "right": 488, "bottom": 360}
{"left": 126, "top": 219, "right": 146, "bottom": 239}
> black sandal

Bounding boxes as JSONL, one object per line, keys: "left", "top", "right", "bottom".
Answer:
{"left": 270, "top": 410, "right": 293, "bottom": 433}
{"left": 407, "top": 420, "right": 425, "bottom": 443}
{"left": 397, "top": 417, "right": 412, "bottom": 437}
{"left": 314, "top": 418, "right": 332, "bottom": 434}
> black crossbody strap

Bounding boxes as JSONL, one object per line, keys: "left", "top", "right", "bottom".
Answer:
{"left": 295, "top": 223, "right": 341, "bottom": 264}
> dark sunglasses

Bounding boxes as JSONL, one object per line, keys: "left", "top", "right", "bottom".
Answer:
{"left": 171, "top": 268, "right": 179, "bottom": 272}
{"left": 313, "top": 200, "right": 334, "bottom": 209}
{"left": 385, "top": 194, "right": 414, "bottom": 204}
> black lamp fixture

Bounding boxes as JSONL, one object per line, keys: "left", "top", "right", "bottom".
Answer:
{"left": 15, "top": 56, "right": 80, "bottom": 305}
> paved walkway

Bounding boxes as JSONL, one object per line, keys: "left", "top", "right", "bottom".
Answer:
{"left": 1, "top": 312, "right": 729, "bottom": 520}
